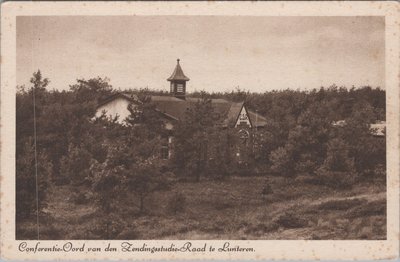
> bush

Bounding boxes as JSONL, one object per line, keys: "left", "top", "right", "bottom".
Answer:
{"left": 39, "top": 224, "right": 63, "bottom": 240}
{"left": 160, "top": 171, "right": 177, "bottom": 186}
{"left": 16, "top": 224, "right": 38, "bottom": 240}
{"left": 373, "top": 164, "right": 386, "bottom": 181}
{"left": 275, "top": 212, "right": 308, "bottom": 229}
{"left": 70, "top": 191, "right": 89, "bottom": 205}
{"left": 245, "top": 222, "right": 279, "bottom": 235}
{"left": 317, "top": 170, "right": 356, "bottom": 189}
{"left": 360, "top": 164, "right": 386, "bottom": 182}
{"left": 317, "top": 199, "right": 366, "bottom": 211}
{"left": 213, "top": 201, "right": 234, "bottom": 210}
{"left": 167, "top": 192, "right": 186, "bottom": 215}
{"left": 60, "top": 144, "right": 92, "bottom": 185}
{"left": 322, "top": 138, "right": 355, "bottom": 172}
{"left": 87, "top": 216, "right": 124, "bottom": 239}
{"left": 116, "top": 227, "right": 139, "bottom": 240}
{"left": 16, "top": 141, "right": 52, "bottom": 220}
{"left": 269, "top": 146, "right": 293, "bottom": 175}
{"left": 294, "top": 175, "right": 321, "bottom": 185}
{"left": 345, "top": 199, "right": 386, "bottom": 219}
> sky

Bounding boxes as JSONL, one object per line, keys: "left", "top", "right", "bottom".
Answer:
{"left": 17, "top": 16, "right": 385, "bottom": 93}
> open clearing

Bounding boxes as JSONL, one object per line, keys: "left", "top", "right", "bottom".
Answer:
{"left": 17, "top": 176, "right": 386, "bottom": 240}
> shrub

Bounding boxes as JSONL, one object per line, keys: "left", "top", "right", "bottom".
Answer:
{"left": 294, "top": 175, "right": 321, "bottom": 185}
{"left": 39, "top": 224, "right": 63, "bottom": 240}
{"left": 315, "top": 138, "right": 358, "bottom": 189}
{"left": 60, "top": 144, "right": 92, "bottom": 185}
{"left": 269, "top": 146, "right": 293, "bottom": 175}
{"left": 245, "top": 222, "right": 279, "bottom": 235}
{"left": 345, "top": 199, "right": 386, "bottom": 219}
{"left": 70, "top": 191, "right": 89, "bottom": 205}
{"left": 275, "top": 212, "right": 308, "bottom": 229}
{"left": 322, "top": 138, "right": 355, "bottom": 172}
{"left": 16, "top": 224, "right": 38, "bottom": 240}
{"left": 317, "top": 199, "right": 366, "bottom": 211}
{"left": 116, "top": 227, "right": 139, "bottom": 240}
{"left": 374, "top": 164, "right": 386, "bottom": 178}
{"left": 167, "top": 192, "right": 186, "bottom": 215}
{"left": 162, "top": 171, "right": 177, "bottom": 182}
{"left": 87, "top": 216, "right": 125, "bottom": 239}
{"left": 16, "top": 141, "right": 52, "bottom": 220}
{"left": 294, "top": 153, "right": 318, "bottom": 175}
{"left": 317, "top": 170, "right": 356, "bottom": 189}
{"left": 365, "top": 164, "right": 386, "bottom": 183}
{"left": 213, "top": 201, "right": 234, "bottom": 210}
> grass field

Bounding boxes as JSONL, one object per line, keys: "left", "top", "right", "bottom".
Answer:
{"left": 16, "top": 176, "right": 386, "bottom": 240}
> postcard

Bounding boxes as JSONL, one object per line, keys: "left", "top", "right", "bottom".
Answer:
{"left": 1, "top": 1, "right": 399, "bottom": 260}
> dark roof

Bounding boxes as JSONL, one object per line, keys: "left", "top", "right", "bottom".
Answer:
{"left": 247, "top": 110, "right": 268, "bottom": 127}
{"left": 96, "top": 92, "right": 268, "bottom": 127}
{"left": 167, "top": 59, "right": 190, "bottom": 81}
{"left": 150, "top": 96, "right": 267, "bottom": 127}
{"left": 96, "top": 92, "right": 140, "bottom": 108}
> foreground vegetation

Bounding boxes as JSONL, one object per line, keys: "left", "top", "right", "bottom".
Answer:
{"left": 16, "top": 71, "right": 386, "bottom": 240}
{"left": 17, "top": 176, "right": 386, "bottom": 240}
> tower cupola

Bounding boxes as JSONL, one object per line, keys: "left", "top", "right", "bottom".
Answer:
{"left": 167, "top": 59, "right": 190, "bottom": 99}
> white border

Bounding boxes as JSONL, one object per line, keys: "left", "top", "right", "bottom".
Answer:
{"left": 1, "top": 1, "right": 399, "bottom": 260}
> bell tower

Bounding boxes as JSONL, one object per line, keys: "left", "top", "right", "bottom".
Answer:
{"left": 167, "top": 59, "right": 190, "bottom": 99}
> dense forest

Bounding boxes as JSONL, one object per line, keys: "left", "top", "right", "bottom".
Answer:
{"left": 16, "top": 71, "right": 386, "bottom": 239}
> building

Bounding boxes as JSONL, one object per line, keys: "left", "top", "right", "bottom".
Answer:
{"left": 95, "top": 59, "right": 268, "bottom": 160}
{"left": 332, "top": 120, "right": 386, "bottom": 137}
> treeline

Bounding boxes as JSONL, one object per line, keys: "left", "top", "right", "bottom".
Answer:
{"left": 16, "top": 71, "right": 385, "bottom": 238}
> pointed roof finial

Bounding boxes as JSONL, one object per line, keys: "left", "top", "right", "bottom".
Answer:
{"left": 167, "top": 59, "right": 190, "bottom": 81}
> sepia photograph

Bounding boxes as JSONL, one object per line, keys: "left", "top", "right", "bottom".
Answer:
{"left": 15, "top": 15, "right": 387, "bottom": 240}
{"left": 1, "top": 1, "right": 399, "bottom": 261}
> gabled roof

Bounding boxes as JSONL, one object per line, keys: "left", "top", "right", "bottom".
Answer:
{"left": 167, "top": 59, "right": 190, "bottom": 82}
{"left": 150, "top": 96, "right": 267, "bottom": 127}
{"left": 247, "top": 110, "right": 268, "bottom": 127}
{"left": 96, "top": 92, "right": 140, "bottom": 108}
{"left": 96, "top": 93, "right": 268, "bottom": 128}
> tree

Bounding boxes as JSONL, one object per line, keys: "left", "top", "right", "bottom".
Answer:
{"left": 69, "top": 77, "right": 114, "bottom": 104}
{"left": 339, "top": 101, "right": 385, "bottom": 175}
{"left": 126, "top": 161, "right": 166, "bottom": 214}
{"left": 320, "top": 138, "right": 355, "bottom": 172}
{"left": 16, "top": 139, "right": 52, "bottom": 220}
{"left": 173, "top": 94, "right": 223, "bottom": 181}
{"left": 16, "top": 71, "right": 52, "bottom": 221}
{"left": 316, "top": 138, "right": 357, "bottom": 188}
{"left": 269, "top": 146, "right": 293, "bottom": 175}
{"left": 59, "top": 144, "right": 92, "bottom": 185}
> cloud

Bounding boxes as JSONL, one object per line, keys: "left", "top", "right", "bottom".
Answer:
{"left": 17, "top": 16, "right": 385, "bottom": 92}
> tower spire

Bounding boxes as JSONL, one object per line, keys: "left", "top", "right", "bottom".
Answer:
{"left": 167, "top": 59, "right": 189, "bottom": 99}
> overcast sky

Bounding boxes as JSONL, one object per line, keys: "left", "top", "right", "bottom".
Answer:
{"left": 17, "top": 16, "right": 384, "bottom": 93}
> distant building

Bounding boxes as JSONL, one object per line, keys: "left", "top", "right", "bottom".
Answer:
{"left": 95, "top": 59, "right": 267, "bottom": 160}
{"left": 331, "top": 120, "right": 386, "bottom": 137}
{"left": 370, "top": 121, "right": 386, "bottom": 137}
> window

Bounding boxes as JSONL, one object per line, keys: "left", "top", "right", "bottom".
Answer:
{"left": 177, "top": 83, "right": 184, "bottom": 93}
{"left": 161, "top": 145, "right": 169, "bottom": 160}
{"left": 238, "top": 129, "right": 250, "bottom": 139}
